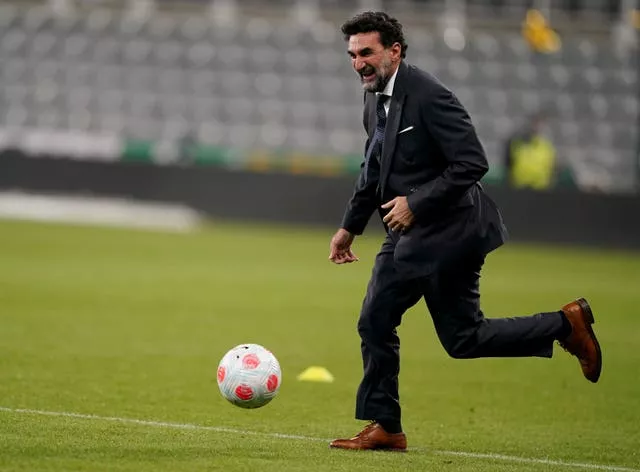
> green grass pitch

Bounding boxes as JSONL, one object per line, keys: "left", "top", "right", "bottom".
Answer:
{"left": 1, "top": 219, "right": 639, "bottom": 471}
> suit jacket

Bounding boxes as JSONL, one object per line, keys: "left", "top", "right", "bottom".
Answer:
{"left": 341, "top": 61, "right": 508, "bottom": 278}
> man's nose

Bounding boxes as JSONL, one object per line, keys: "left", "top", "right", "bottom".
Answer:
{"left": 354, "top": 59, "right": 366, "bottom": 71}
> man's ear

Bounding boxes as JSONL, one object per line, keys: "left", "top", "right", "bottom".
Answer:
{"left": 391, "top": 42, "right": 402, "bottom": 60}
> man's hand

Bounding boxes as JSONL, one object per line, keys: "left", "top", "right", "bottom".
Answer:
{"left": 381, "top": 196, "right": 415, "bottom": 232}
{"left": 329, "top": 228, "right": 358, "bottom": 264}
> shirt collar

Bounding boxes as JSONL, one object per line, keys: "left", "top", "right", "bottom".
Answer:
{"left": 377, "top": 63, "right": 399, "bottom": 98}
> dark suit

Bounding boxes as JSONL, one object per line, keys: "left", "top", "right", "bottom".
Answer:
{"left": 340, "top": 61, "right": 564, "bottom": 427}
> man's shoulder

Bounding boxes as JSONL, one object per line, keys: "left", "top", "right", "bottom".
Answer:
{"left": 404, "top": 62, "right": 451, "bottom": 97}
{"left": 405, "top": 63, "right": 437, "bottom": 82}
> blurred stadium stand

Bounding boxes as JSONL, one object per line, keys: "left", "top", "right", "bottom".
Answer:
{"left": 0, "top": 0, "right": 638, "bottom": 192}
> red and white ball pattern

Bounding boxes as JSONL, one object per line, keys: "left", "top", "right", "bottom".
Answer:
{"left": 217, "top": 343, "right": 282, "bottom": 409}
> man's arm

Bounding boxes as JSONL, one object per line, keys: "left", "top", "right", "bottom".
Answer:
{"left": 340, "top": 97, "right": 379, "bottom": 235}
{"left": 406, "top": 84, "right": 489, "bottom": 221}
{"left": 340, "top": 152, "right": 379, "bottom": 235}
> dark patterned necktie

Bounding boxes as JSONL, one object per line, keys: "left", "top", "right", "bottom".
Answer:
{"left": 363, "top": 94, "right": 389, "bottom": 183}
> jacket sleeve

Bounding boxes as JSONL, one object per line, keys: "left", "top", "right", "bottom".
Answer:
{"left": 406, "top": 84, "right": 489, "bottom": 221}
{"left": 340, "top": 99, "right": 379, "bottom": 235}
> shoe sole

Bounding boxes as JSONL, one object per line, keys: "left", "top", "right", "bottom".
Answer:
{"left": 576, "top": 297, "right": 602, "bottom": 383}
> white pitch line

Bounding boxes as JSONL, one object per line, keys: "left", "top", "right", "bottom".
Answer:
{"left": 1, "top": 406, "right": 637, "bottom": 472}
{"left": 0, "top": 407, "right": 323, "bottom": 442}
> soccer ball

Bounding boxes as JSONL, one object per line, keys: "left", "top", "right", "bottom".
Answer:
{"left": 216, "top": 343, "right": 282, "bottom": 409}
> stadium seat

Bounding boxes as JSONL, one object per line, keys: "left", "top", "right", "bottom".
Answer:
{"left": 0, "top": 3, "right": 636, "bottom": 191}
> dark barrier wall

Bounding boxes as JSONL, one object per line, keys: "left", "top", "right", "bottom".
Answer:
{"left": 1, "top": 150, "right": 639, "bottom": 250}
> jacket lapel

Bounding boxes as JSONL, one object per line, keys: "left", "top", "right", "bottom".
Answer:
{"left": 366, "top": 94, "right": 376, "bottom": 140}
{"left": 379, "top": 62, "right": 407, "bottom": 198}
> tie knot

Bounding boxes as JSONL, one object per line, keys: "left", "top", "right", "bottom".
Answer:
{"left": 377, "top": 94, "right": 389, "bottom": 106}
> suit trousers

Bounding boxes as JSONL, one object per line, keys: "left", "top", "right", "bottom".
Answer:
{"left": 355, "top": 237, "right": 564, "bottom": 424}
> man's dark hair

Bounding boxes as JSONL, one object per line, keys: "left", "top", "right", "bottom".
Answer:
{"left": 341, "top": 11, "right": 408, "bottom": 59}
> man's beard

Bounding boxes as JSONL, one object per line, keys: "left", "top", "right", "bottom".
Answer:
{"left": 359, "top": 59, "right": 392, "bottom": 93}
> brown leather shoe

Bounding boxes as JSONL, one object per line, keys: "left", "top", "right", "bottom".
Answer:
{"left": 560, "top": 298, "right": 602, "bottom": 383}
{"left": 329, "top": 422, "right": 407, "bottom": 451}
